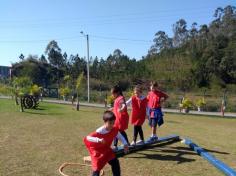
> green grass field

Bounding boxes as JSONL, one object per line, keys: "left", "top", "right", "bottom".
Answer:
{"left": 0, "top": 99, "right": 236, "bottom": 176}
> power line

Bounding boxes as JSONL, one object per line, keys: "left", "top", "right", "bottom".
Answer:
{"left": 0, "top": 34, "right": 152, "bottom": 44}
{"left": 0, "top": 13, "right": 213, "bottom": 30}
{"left": 0, "top": 7, "right": 216, "bottom": 28}
{"left": 91, "top": 35, "right": 152, "bottom": 43}
{"left": 0, "top": 5, "right": 218, "bottom": 23}
{"left": 0, "top": 36, "right": 82, "bottom": 43}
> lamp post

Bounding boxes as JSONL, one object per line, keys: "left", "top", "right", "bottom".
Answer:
{"left": 80, "top": 31, "right": 90, "bottom": 103}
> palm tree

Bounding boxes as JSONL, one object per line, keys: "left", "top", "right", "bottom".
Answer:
{"left": 75, "top": 73, "right": 84, "bottom": 111}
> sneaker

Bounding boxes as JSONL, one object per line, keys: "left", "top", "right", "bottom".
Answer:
{"left": 130, "top": 141, "right": 136, "bottom": 146}
{"left": 146, "top": 136, "right": 155, "bottom": 143}
{"left": 153, "top": 136, "right": 158, "bottom": 141}
{"left": 136, "top": 140, "right": 145, "bottom": 145}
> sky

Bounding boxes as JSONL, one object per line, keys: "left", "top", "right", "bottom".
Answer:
{"left": 0, "top": 0, "right": 235, "bottom": 66}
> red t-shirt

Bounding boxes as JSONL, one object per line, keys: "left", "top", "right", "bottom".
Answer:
{"left": 147, "top": 90, "right": 168, "bottom": 109}
{"left": 84, "top": 127, "right": 119, "bottom": 171}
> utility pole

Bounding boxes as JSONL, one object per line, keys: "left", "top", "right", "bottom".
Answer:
{"left": 86, "top": 34, "right": 90, "bottom": 103}
{"left": 81, "top": 31, "right": 90, "bottom": 103}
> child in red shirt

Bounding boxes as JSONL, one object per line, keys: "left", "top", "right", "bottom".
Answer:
{"left": 126, "top": 85, "right": 147, "bottom": 145}
{"left": 110, "top": 85, "right": 130, "bottom": 147}
{"left": 84, "top": 111, "right": 129, "bottom": 176}
{"left": 146, "top": 81, "right": 168, "bottom": 142}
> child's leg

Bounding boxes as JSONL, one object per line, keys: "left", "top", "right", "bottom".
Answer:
{"left": 152, "top": 126, "right": 157, "bottom": 136}
{"left": 151, "top": 118, "right": 158, "bottom": 137}
{"left": 137, "top": 126, "right": 144, "bottom": 141}
{"left": 108, "top": 158, "right": 121, "bottom": 176}
{"left": 133, "top": 126, "right": 138, "bottom": 143}
{"left": 120, "top": 131, "right": 130, "bottom": 145}
{"left": 92, "top": 171, "right": 100, "bottom": 176}
{"left": 113, "top": 137, "right": 118, "bottom": 147}
{"left": 147, "top": 119, "right": 158, "bottom": 142}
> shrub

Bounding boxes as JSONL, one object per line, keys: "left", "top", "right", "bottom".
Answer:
{"left": 181, "top": 98, "right": 193, "bottom": 109}
{"left": 106, "top": 95, "right": 114, "bottom": 107}
{"left": 30, "top": 84, "right": 41, "bottom": 97}
{"left": 206, "top": 104, "right": 219, "bottom": 112}
{"left": 196, "top": 98, "right": 206, "bottom": 107}
{"left": 59, "top": 87, "right": 71, "bottom": 99}
{"left": 0, "top": 84, "right": 12, "bottom": 96}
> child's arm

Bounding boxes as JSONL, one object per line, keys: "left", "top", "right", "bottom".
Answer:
{"left": 161, "top": 91, "right": 169, "bottom": 102}
{"left": 126, "top": 97, "right": 132, "bottom": 107}
{"left": 117, "top": 132, "right": 129, "bottom": 153}
{"left": 86, "top": 136, "right": 103, "bottom": 143}
{"left": 118, "top": 99, "right": 126, "bottom": 112}
{"left": 117, "top": 133, "right": 128, "bottom": 145}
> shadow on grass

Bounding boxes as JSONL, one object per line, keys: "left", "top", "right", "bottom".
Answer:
{"left": 35, "top": 107, "right": 46, "bottom": 110}
{"left": 24, "top": 110, "right": 62, "bottom": 116}
{"left": 126, "top": 142, "right": 230, "bottom": 164}
{"left": 128, "top": 151, "right": 196, "bottom": 164}
{"left": 79, "top": 109, "right": 104, "bottom": 114}
{"left": 165, "top": 120, "right": 181, "bottom": 124}
{"left": 126, "top": 142, "right": 196, "bottom": 164}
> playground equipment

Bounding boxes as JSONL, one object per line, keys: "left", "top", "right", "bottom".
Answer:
{"left": 59, "top": 135, "right": 236, "bottom": 176}
{"left": 21, "top": 95, "right": 39, "bottom": 109}
{"left": 59, "top": 162, "right": 104, "bottom": 176}
{"left": 58, "top": 135, "right": 180, "bottom": 176}
{"left": 182, "top": 139, "right": 236, "bottom": 176}
{"left": 18, "top": 94, "right": 39, "bottom": 112}
{"left": 115, "top": 134, "right": 180, "bottom": 157}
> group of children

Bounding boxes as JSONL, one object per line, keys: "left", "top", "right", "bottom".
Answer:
{"left": 84, "top": 81, "right": 169, "bottom": 176}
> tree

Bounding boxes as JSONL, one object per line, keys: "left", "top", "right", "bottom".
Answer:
{"left": 172, "top": 19, "right": 188, "bottom": 47}
{"left": 12, "top": 76, "right": 32, "bottom": 106}
{"left": 91, "top": 56, "right": 99, "bottom": 79}
{"left": 75, "top": 72, "right": 84, "bottom": 110}
{"left": 19, "top": 54, "right": 24, "bottom": 60}
{"left": 219, "top": 37, "right": 236, "bottom": 83}
{"left": 149, "top": 31, "right": 172, "bottom": 54}
{"left": 189, "top": 22, "right": 198, "bottom": 38}
{"left": 70, "top": 54, "right": 87, "bottom": 80}
{"left": 63, "top": 75, "right": 71, "bottom": 87}
{"left": 45, "top": 40, "right": 65, "bottom": 68}
{"left": 198, "top": 24, "right": 210, "bottom": 50}
{"left": 45, "top": 40, "right": 66, "bottom": 91}
{"left": 11, "top": 55, "right": 51, "bottom": 87}
{"left": 39, "top": 54, "right": 47, "bottom": 63}
{"left": 113, "top": 49, "right": 122, "bottom": 59}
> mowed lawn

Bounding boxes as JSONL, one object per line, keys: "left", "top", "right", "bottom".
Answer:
{"left": 0, "top": 99, "right": 236, "bottom": 176}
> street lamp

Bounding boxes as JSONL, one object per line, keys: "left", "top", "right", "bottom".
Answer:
{"left": 80, "top": 31, "right": 90, "bottom": 103}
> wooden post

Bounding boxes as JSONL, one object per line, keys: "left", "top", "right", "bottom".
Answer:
{"left": 221, "top": 90, "right": 227, "bottom": 117}
{"left": 20, "top": 97, "right": 24, "bottom": 112}
{"left": 104, "top": 93, "right": 107, "bottom": 108}
{"left": 76, "top": 97, "right": 79, "bottom": 111}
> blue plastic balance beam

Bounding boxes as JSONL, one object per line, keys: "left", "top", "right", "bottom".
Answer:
{"left": 114, "top": 134, "right": 180, "bottom": 158}
{"left": 182, "top": 138, "right": 236, "bottom": 176}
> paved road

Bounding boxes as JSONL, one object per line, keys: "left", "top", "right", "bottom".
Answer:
{"left": 42, "top": 98, "right": 236, "bottom": 118}
{"left": 1, "top": 96, "right": 236, "bottom": 118}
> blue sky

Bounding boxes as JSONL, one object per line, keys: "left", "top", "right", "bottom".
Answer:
{"left": 0, "top": 0, "right": 235, "bottom": 66}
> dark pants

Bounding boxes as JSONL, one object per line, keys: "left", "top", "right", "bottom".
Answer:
{"left": 92, "top": 158, "right": 121, "bottom": 176}
{"left": 114, "top": 130, "right": 129, "bottom": 146}
{"left": 133, "top": 125, "right": 144, "bottom": 142}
